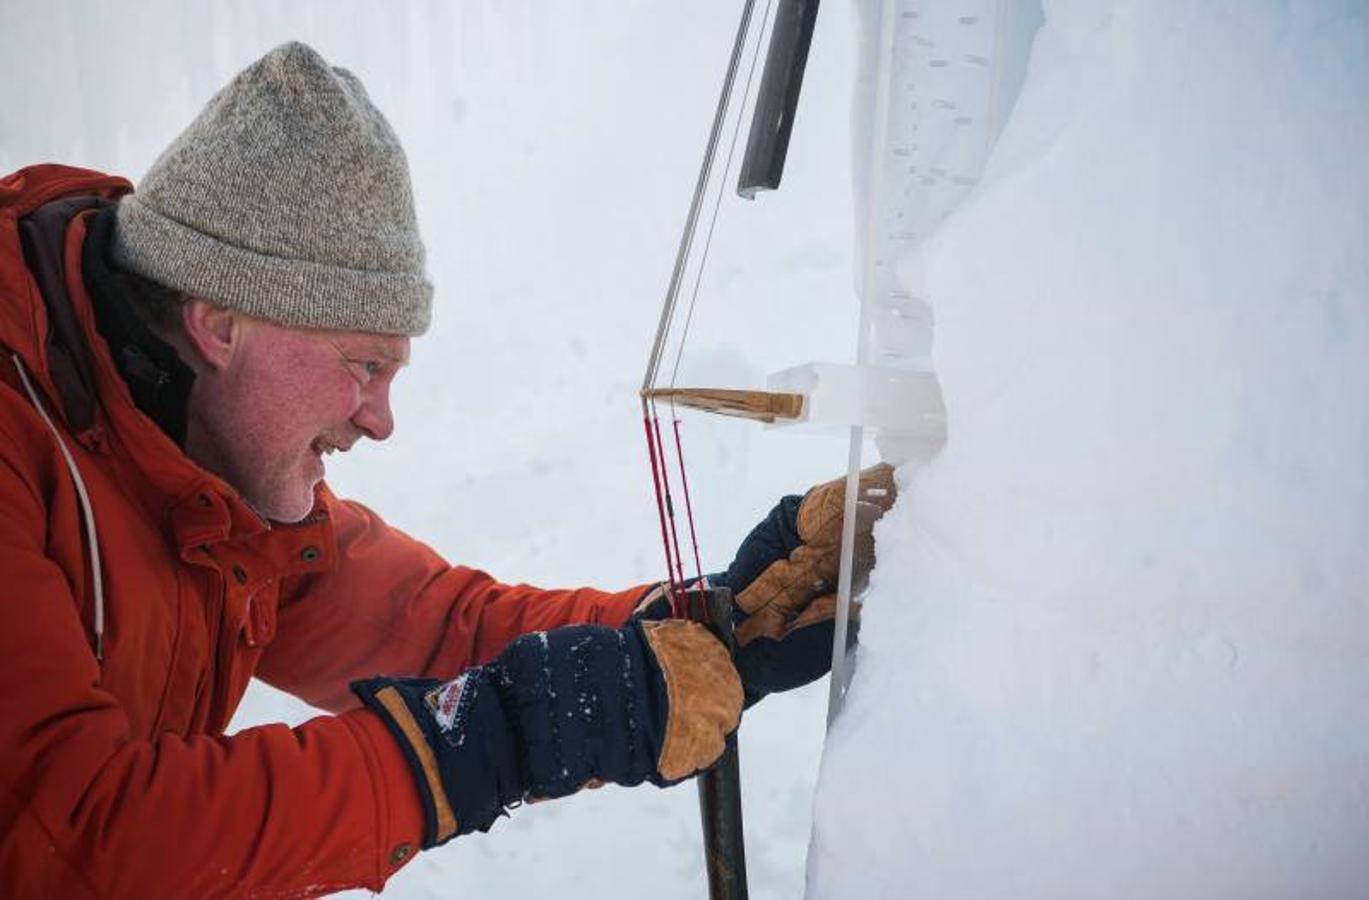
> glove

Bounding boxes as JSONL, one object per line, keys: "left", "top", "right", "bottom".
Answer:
{"left": 352, "top": 618, "right": 742, "bottom": 848}
{"left": 719, "top": 462, "right": 897, "bottom": 699}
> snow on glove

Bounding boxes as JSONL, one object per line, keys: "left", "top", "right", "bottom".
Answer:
{"left": 351, "top": 619, "right": 742, "bottom": 848}
{"left": 716, "top": 463, "right": 897, "bottom": 699}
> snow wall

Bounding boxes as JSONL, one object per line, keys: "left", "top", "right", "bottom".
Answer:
{"left": 810, "top": 1, "right": 1369, "bottom": 897}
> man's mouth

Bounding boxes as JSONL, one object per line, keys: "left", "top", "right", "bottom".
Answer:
{"left": 311, "top": 437, "right": 348, "bottom": 456}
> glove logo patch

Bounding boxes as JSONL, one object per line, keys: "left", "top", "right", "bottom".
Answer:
{"left": 424, "top": 675, "right": 468, "bottom": 734}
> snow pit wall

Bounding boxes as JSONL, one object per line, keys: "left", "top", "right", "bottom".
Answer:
{"left": 809, "top": 1, "right": 1369, "bottom": 898}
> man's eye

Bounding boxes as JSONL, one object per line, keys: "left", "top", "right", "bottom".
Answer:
{"left": 348, "top": 359, "right": 383, "bottom": 380}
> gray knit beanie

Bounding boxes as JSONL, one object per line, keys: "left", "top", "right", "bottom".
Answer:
{"left": 112, "top": 41, "right": 432, "bottom": 336}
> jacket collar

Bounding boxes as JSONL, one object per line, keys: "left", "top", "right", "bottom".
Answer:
{"left": 0, "top": 165, "right": 130, "bottom": 387}
{"left": 17, "top": 195, "right": 109, "bottom": 434}
{"left": 8, "top": 178, "right": 336, "bottom": 569}
{"left": 81, "top": 206, "right": 195, "bottom": 448}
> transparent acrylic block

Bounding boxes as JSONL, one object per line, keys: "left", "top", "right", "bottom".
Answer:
{"left": 766, "top": 362, "right": 946, "bottom": 444}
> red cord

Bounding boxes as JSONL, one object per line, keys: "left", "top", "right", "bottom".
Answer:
{"left": 652, "top": 415, "right": 689, "bottom": 613}
{"left": 672, "top": 418, "right": 706, "bottom": 590}
{"left": 644, "top": 415, "right": 682, "bottom": 611}
{"left": 646, "top": 407, "right": 712, "bottom": 620}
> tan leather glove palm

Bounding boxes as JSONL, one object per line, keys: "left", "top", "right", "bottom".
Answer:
{"left": 734, "top": 463, "right": 897, "bottom": 647}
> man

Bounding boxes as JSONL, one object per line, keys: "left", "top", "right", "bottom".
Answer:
{"left": 0, "top": 43, "right": 893, "bottom": 896}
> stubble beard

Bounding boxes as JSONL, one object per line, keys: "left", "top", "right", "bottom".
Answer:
{"left": 185, "top": 410, "right": 318, "bottom": 524}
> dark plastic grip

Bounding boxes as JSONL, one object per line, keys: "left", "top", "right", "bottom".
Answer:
{"left": 737, "top": 0, "right": 822, "bottom": 198}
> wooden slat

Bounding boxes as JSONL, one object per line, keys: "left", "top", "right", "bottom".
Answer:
{"left": 642, "top": 388, "right": 805, "bottom": 424}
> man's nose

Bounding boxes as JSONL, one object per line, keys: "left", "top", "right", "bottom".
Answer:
{"left": 353, "top": 386, "right": 395, "bottom": 441}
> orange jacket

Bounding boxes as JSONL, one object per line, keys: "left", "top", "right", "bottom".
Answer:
{"left": 0, "top": 165, "right": 645, "bottom": 897}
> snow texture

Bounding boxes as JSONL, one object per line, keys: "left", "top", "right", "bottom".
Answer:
{"left": 810, "top": 1, "right": 1369, "bottom": 897}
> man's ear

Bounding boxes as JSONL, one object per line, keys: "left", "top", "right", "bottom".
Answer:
{"left": 180, "top": 298, "right": 241, "bottom": 372}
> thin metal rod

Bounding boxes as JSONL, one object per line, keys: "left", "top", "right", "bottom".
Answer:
{"left": 827, "top": 0, "right": 898, "bottom": 727}
{"left": 643, "top": 0, "right": 759, "bottom": 393}
{"left": 825, "top": 425, "right": 864, "bottom": 725}
{"left": 668, "top": 0, "right": 774, "bottom": 391}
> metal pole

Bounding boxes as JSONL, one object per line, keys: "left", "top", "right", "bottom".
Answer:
{"left": 691, "top": 585, "right": 749, "bottom": 899}
{"left": 826, "top": 0, "right": 898, "bottom": 727}
{"left": 643, "top": 0, "right": 759, "bottom": 393}
{"left": 736, "top": 0, "right": 822, "bottom": 198}
{"left": 698, "top": 742, "right": 748, "bottom": 899}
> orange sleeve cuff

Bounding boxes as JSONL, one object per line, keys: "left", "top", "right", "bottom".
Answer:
{"left": 598, "top": 582, "right": 657, "bottom": 628}
{"left": 342, "top": 708, "right": 428, "bottom": 879}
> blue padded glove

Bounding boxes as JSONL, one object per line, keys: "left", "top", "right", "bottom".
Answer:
{"left": 353, "top": 618, "right": 742, "bottom": 848}
{"left": 717, "top": 463, "right": 896, "bottom": 701}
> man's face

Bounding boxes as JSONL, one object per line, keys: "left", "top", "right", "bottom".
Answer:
{"left": 185, "top": 315, "right": 410, "bottom": 523}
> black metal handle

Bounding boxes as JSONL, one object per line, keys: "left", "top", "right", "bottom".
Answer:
{"left": 683, "top": 586, "right": 749, "bottom": 900}
{"left": 698, "top": 741, "right": 748, "bottom": 899}
{"left": 736, "top": 0, "right": 822, "bottom": 198}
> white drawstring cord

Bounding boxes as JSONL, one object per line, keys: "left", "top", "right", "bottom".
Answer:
{"left": 11, "top": 353, "right": 105, "bottom": 662}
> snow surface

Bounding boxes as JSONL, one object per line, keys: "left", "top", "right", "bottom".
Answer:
{"left": 811, "top": 1, "right": 1369, "bottom": 897}
{"left": 2, "top": 3, "right": 867, "bottom": 897}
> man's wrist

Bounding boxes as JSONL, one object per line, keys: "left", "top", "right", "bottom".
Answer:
{"left": 351, "top": 670, "right": 523, "bottom": 848}
{"left": 342, "top": 708, "right": 431, "bottom": 872}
